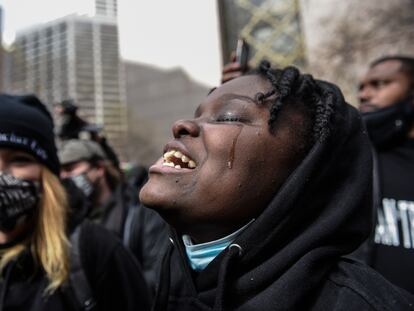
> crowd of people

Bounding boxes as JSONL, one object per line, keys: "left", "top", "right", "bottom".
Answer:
{"left": 0, "top": 43, "right": 414, "bottom": 310}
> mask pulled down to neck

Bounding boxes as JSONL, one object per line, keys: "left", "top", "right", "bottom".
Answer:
{"left": 362, "top": 97, "right": 414, "bottom": 149}
{"left": 0, "top": 172, "right": 40, "bottom": 232}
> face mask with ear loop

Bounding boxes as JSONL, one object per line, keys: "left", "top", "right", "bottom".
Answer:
{"left": 362, "top": 96, "right": 414, "bottom": 149}
{"left": 0, "top": 172, "right": 41, "bottom": 232}
{"left": 67, "top": 171, "right": 94, "bottom": 198}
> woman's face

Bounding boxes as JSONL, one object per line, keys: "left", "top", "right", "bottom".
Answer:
{"left": 0, "top": 148, "right": 42, "bottom": 181}
{"left": 139, "top": 75, "right": 306, "bottom": 243}
{"left": 0, "top": 148, "right": 42, "bottom": 243}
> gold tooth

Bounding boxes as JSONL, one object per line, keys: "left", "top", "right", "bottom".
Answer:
{"left": 163, "top": 150, "right": 196, "bottom": 167}
{"left": 163, "top": 150, "right": 175, "bottom": 159}
{"left": 174, "top": 151, "right": 183, "bottom": 158}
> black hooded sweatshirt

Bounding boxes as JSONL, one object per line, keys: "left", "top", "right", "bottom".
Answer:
{"left": 0, "top": 222, "right": 151, "bottom": 311}
{"left": 151, "top": 82, "right": 414, "bottom": 311}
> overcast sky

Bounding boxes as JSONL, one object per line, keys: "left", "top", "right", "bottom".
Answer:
{"left": 0, "top": 0, "right": 222, "bottom": 86}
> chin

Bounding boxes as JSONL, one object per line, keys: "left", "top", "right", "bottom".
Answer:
{"left": 140, "top": 181, "right": 176, "bottom": 210}
{"left": 139, "top": 182, "right": 191, "bottom": 230}
{"left": 139, "top": 182, "right": 160, "bottom": 207}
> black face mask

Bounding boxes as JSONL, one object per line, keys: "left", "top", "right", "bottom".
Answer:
{"left": 0, "top": 173, "right": 40, "bottom": 232}
{"left": 361, "top": 97, "right": 414, "bottom": 149}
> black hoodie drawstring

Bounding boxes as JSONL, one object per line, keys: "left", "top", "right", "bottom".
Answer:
{"left": 152, "top": 238, "right": 174, "bottom": 311}
{"left": 0, "top": 259, "right": 17, "bottom": 311}
{"left": 213, "top": 244, "right": 243, "bottom": 311}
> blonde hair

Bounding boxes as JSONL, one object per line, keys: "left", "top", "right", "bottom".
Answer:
{"left": 0, "top": 167, "right": 70, "bottom": 294}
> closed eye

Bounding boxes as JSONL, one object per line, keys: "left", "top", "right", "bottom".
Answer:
{"left": 216, "top": 116, "right": 242, "bottom": 122}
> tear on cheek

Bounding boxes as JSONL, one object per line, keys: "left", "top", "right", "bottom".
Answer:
{"left": 227, "top": 126, "right": 243, "bottom": 169}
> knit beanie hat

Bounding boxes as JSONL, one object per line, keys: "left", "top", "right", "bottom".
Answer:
{"left": 0, "top": 94, "right": 60, "bottom": 176}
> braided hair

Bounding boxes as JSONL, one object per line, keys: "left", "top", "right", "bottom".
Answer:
{"left": 250, "top": 61, "right": 335, "bottom": 150}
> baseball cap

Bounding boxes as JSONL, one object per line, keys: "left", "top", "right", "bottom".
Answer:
{"left": 59, "top": 139, "right": 106, "bottom": 165}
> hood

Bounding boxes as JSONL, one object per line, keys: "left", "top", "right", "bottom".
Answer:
{"left": 156, "top": 80, "right": 373, "bottom": 311}
{"left": 222, "top": 81, "right": 373, "bottom": 308}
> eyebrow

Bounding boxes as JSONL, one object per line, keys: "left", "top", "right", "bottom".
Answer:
{"left": 218, "top": 93, "right": 257, "bottom": 105}
{"left": 207, "top": 87, "right": 216, "bottom": 95}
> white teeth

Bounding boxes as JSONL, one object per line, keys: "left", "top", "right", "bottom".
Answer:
{"left": 162, "top": 162, "right": 183, "bottom": 169}
{"left": 163, "top": 150, "right": 174, "bottom": 159}
{"left": 174, "top": 151, "right": 183, "bottom": 158}
{"left": 162, "top": 149, "right": 197, "bottom": 169}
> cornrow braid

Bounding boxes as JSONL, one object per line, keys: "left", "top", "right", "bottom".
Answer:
{"left": 251, "top": 60, "right": 335, "bottom": 143}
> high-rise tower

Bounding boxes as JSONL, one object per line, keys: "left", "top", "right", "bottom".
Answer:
{"left": 10, "top": 0, "right": 127, "bottom": 158}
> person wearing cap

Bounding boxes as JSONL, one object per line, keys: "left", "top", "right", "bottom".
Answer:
{"left": 0, "top": 94, "right": 150, "bottom": 310}
{"left": 59, "top": 139, "right": 130, "bottom": 238}
{"left": 59, "top": 139, "right": 170, "bottom": 299}
{"left": 54, "top": 99, "right": 88, "bottom": 140}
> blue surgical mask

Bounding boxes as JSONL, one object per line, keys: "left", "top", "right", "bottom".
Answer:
{"left": 182, "top": 219, "right": 254, "bottom": 271}
{"left": 69, "top": 172, "right": 94, "bottom": 198}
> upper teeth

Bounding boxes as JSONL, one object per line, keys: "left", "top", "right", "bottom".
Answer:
{"left": 163, "top": 149, "right": 196, "bottom": 169}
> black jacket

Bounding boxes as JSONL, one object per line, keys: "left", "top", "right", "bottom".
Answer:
{"left": 0, "top": 222, "right": 150, "bottom": 311}
{"left": 152, "top": 82, "right": 414, "bottom": 310}
{"left": 126, "top": 204, "right": 169, "bottom": 296}
{"left": 89, "top": 183, "right": 132, "bottom": 238}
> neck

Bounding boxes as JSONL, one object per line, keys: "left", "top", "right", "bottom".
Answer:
{"left": 187, "top": 226, "right": 239, "bottom": 244}
{"left": 94, "top": 180, "right": 112, "bottom": 207}
{"left": 185, "top": 219, "right": 255, "bottom": 244}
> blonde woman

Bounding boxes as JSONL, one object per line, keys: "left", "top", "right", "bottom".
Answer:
{"left": 0, "top": 94, "right": 150, "bottom": 311}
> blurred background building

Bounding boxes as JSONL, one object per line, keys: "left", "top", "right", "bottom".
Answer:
{"left": 0, "top": 7, "right": 3, "bottom": 92}
{"left": 124, "top": 61, "right": 208, "bottom": 166}
{"left": 7, "top": 0, "right": 127, "bottom": 158}
{"left": 218, "top": 0, "right": 414, "bottom": 104}
{"left": 301, "top": 0, "right": 414, "bottom": 103}
{"left": 219, "top": 0, "right": 306, "bottom": 69}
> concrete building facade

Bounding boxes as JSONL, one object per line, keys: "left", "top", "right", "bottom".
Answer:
{"left": 218, "top": 0, "right": 414, "bottom": 105}
{"left": 9, "top": 0, "right": 127, "bottom": 158}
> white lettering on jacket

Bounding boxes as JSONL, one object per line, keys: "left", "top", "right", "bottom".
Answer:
{"left": 375, "top": 198, "right": 414, "bottom": 248}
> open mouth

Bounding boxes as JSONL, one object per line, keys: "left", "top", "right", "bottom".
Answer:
{"left": 163, "top": 149, "right": 197, "bottom": 169}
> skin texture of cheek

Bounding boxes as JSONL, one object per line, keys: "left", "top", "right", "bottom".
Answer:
{"left": 381, "top": 85, "right": 410, "bottom": 107}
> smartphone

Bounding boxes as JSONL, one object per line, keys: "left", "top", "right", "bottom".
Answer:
{"left": 235, "top": 38, "right": 249, "bottom": 72}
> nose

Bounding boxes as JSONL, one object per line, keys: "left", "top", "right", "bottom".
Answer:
{"left": 172, "top": 119, "right": 200, "bottom": 138}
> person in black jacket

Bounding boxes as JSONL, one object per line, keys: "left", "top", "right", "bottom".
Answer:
{"left": 358, "top": 56, "right": 414, "bottom": 294}
{"left": 59, "top": 139, "right": 169, "bottom": 297}
{"left": 54, "top": 99, "right": 88, "bottom": 141}
{"left": 0, "top": 94, "right": 150, "bottom": 311}
{"left": 59, "top": 139, "right": 129, "bottom": 238}
{"left": 139, "top": 61, "right": 414, "bottom": 310}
